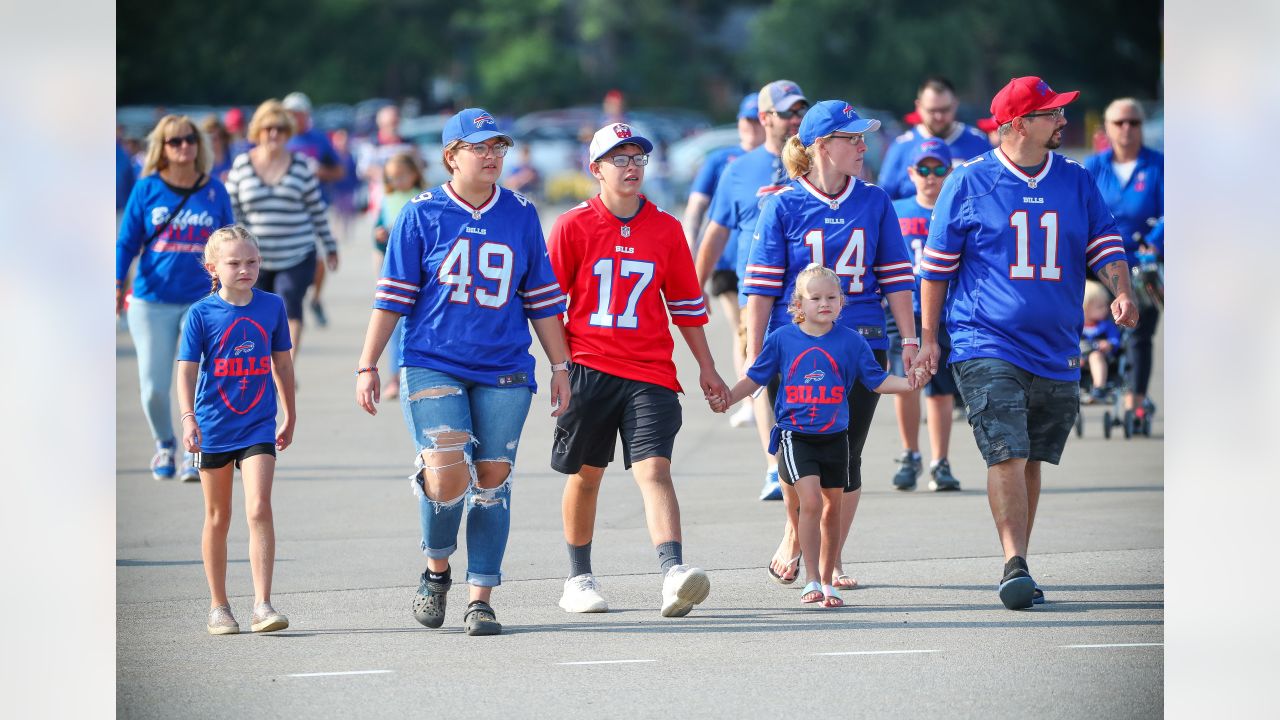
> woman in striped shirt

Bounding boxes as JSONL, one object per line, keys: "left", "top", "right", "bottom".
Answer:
{"left": 226, "top": 99, "right": 339, "bottom": 361}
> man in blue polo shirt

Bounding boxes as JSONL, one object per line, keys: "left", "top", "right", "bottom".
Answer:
{"left": 917, "top": 76, "right": 1139, "bottom": 611}
{"left": 879, "top": 76, "right": 992, "bottom": 200}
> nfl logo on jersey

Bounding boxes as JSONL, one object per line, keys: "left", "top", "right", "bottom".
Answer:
{"left": 614, "top": 124, "right": 633, "bottom": 139}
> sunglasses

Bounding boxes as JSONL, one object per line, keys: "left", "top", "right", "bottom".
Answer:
{"left": 1023, "top": 107, "right": 1065, "bottom": 120}
{"left": 262, "top": 125, "right": 291, "bottom": 135}
{"left": 768, "top": 106, "right": 808, "bottom": 120}
{"left": 602, "top": 153, "right": 649, "bottom": 168}
{"left": 827, "top": 133, "right": 865, "bottom": 145}
{"left": 1110, "top": 119, "right": 1143, "bottom": 127}
{"left": 913, "top": 164, "right": 950, "bottom": 177}
{"left": 164, "top": 133, "right": 199, "bottom": 148}
{"left": 460, "top": 142, "right": 510, "bottom": 158}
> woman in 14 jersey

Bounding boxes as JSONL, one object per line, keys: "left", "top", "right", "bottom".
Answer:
{"left": 743, "top": 100, "right": 918, "bottom": 591}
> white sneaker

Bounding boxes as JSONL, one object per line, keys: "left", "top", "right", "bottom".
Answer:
{"left": 660, "top": 565, "right": 710, "bottom": 617}
{"left": 728, "top": 403, "right": 755, "bottom": 428}
{"left": 559, "top": 573, "right": 608, "bottom": 613}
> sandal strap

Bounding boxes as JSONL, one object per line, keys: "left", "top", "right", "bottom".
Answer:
{"left": 464, "top": 601, "right": 496, "bottom": 621}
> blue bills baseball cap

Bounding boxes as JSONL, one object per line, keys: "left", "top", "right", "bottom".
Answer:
{"left": 909, "top": 138, "right": 952, "bottom": 166}
{"left": 738, "top": 93, "right": 760, "bottom": 120}
{"left": 442, "top": 108, "right": 514, "bottom": 146}
{"left": 797, "top": 100, "right": 881, "bottom": 147}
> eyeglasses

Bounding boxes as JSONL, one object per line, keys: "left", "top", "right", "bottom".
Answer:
{"left": 1109, "top": 119, "right": 1143, "bottom": 127}
{"left": 164, "top": 133, "right": 199, "bottom": 148}
{"left": 913, "top": 164, "right": 950, "bottom": 177}
{"left": 826, "top": 133, "right": 865, "bottom": 145}
{"left": 262, "top": 125, "right": 291, "bottom": 135}
{"left": 768, "top": 106, "right": 808, "bottom": 120}
{"left": 460, "top": 142, "right": 510, "bottom": 158}
{"left": 601, "top": 153, "right": 649, "bottom": 168}
{"left": 1023, "top": 107, "right": 1065, "bottom": 121}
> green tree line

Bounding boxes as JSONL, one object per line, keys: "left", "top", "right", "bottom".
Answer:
{"left": 118, "top": 0, "right": 1161, "bottom": 119}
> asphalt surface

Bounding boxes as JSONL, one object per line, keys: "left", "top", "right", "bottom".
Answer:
{"left": 117, "top": 210, "right": 1163, "bottom": 719}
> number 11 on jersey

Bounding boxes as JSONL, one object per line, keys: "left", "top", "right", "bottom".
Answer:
{"left": 588, "top": 258, "right": 655, "bottom": 329}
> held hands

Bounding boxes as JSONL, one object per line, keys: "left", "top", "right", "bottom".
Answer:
{"left": 915, "top": 340, "right": 941, "bottom": 378}
{"left": 356, "top": 369, "right": 380, "bottom": 415}
{"left": 908, "top": 364, "right": 931, "bottom": 390}
{"left": 700, "top": 367, "right": 731, "bottom": 414}
{"left": 1111, "top": 294, "right": 1139, "bottom": 329}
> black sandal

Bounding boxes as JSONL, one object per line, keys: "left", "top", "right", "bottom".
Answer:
{"left": 412, "top": 568, "right": 451, "bottom": 628}
{"left": 463, "top": 600, "right": 502, "bottom": 636}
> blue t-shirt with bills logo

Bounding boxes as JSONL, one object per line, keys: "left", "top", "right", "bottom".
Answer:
{"left": 373, "top": 184, "right": 567, "bottom": 390}
{"left": 178, "top": 289, "right": 293, "bottom": 453}
{"left": 744, "top": 176, "right": 914, "bottom": 349}
{"left": 920, "top": 149, "right": 1125, "bottom": 381}
{"left": 748, "top": 323, "right": 889, "bottom": 437}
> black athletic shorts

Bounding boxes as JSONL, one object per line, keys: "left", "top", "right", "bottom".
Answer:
{"left": 777, "top": 429, "right": 849, "bottom": 490}
{"left": 550, "top": 364, "right": 682, "bottom": 474}
{"left": 710, "top": 269, "right": 739, "bottom": 297}
{"left": 195, "top": 442, "right": 276, "bottom": 470}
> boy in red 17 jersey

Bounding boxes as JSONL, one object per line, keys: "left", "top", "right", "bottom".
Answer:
{"left": 547, "top": 122, "right": 730, "bottom": 618}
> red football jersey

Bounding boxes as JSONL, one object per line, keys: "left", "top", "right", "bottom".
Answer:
{"left": 547, "top": 195, "right": 708, "bottom": 392}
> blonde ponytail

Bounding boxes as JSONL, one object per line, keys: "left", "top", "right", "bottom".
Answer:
{"left": 782, "top": 135, "right": 813, "bottom": 179}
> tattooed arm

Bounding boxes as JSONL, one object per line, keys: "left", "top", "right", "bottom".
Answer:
{"left": 1098, "top": 259, "right": 1139, "bottom": 328}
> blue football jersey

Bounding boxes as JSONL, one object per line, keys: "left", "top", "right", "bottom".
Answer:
{"left": 178, "top": 289, "right": 293, "bottom": 453}
{"left": 706, "top": 146, "right": 790, "bottom": 304}
{"left": 743, "top": 176, "right": 914, "bottom": 349}
{"left": 691, "top": 145, "right": 748, "bottom": 272}
{"left": 921, "top": 149, "right": 1125, "bottom": 380}
{"left": 892, "top": 196, "right": 934, "bottom": 315}
{"left": 373, "top": 183, "right": 568, "bottom": 390}
{"left": 747, "top": 324, "right": 889, "bottom": 436}
{"left": 879, "top": 123, "right": 992, "bottom": 200}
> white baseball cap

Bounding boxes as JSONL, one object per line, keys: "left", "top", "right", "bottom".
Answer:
{"left": 282, "top": 91, "right": 312, "bottom": 114}
{"left": 589, "top": 123, "right": 654, "bottom": 163}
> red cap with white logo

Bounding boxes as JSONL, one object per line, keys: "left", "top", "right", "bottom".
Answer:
{"left": 989, "top": 76, "right": 1079, "bottom": 125}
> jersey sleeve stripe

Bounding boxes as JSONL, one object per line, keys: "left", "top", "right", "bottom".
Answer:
{"left": 378, "top": 278, "right": 420, "bottom": 292}
{"left": 876, "top": 273, "right": 915, "bottom": 285}
{"left": 1086, "top": 245, "right": 1125, "bottom": 266}
{"left": 518, "top": 282, "right": 562, "bottom": 298}
{"left": 669, "top": 308, "right": 708, "bottom": 317}
{"left": 374, "top": 291, "right": 416, "bottom": 306}
{"left": 920, "top": 260, "right": 959, "bottom": 274}
{"left": 523, "top": 294, "right": 568, "bottom": 310}
{"left": 666, "top": 298, "right": 705, "bottom": 307}
{"left": 1085, "top": 234, "right": 1123, "bottom": 253}
{"left": 923, "top": 248, "right": 961, "bottom": 261}
{"left": 872, "top": 262, "right": 913, "bottom": 273}
{"left": 745, "top": 264, "right": 785, "bottom": 275}
{"left": 744, "top": 278, "right": 784, "bottom": 288}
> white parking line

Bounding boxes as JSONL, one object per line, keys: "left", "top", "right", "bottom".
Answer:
{"left": 286, "top": 670, "right": 394, "bottom": 678}
{"left": 557, "top": 659, "right": 657, "bottom": 666}
{"left": 1061, "top": 643, "right": 1163, "bottom": 649}
{"left": 813, "top": 649, "right": 942, "bottom": 657}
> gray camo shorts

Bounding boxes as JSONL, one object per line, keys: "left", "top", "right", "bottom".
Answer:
{"left": 952, "top": 357, "right": 1079, "bottom": 467}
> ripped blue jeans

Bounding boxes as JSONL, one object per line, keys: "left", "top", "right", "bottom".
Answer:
{"left": 400, "top": 366, "right": 533, "bottom": 587}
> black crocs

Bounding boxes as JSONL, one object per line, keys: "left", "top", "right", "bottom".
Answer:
{"left": 412, "top": 569, "right": 451, "bottom": 628}
{"left": 463, "top": 600, "right": 502, "bottom": 636}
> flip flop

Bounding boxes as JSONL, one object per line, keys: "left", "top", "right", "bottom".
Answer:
{"left": 800, "top": 580, "right": 824, "bottom": 604}
{"left": 768, "top": 553, "right": 802, "bottom": 585}
{"left": 821, "top": 585, "right": 844, "bottom": 608}
{"left": 832, "top": 572, "right": 858, "bottom": 590}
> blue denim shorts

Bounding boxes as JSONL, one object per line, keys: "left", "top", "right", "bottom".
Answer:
{"left": 952, "top": 358, "right": 1078, "bottom": 467}
{"left": 399, "top": 367, "right": 533, "bottom": 462}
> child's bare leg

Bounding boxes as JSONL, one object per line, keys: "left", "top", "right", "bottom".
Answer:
{"left": 819, "top": 486, "right": 844, "bottom": 586}
{"left": 793, "top": 476, "right": 822, "bottom": 583}
{"left": 240, "top": 453, "right": 278, "bottom": 604}
{"left": 1088, "top": 350, "right": 1108, "bottom": 388}
{"left": 200, "top": 464, "right": 235, "bottom": 608}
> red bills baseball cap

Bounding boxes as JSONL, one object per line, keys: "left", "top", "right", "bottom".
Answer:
{"left": 589, "top": 123, "right": 653, "bottom": 162}
{"left": 989, "top": 76, "right": 1079, "bottom": 125}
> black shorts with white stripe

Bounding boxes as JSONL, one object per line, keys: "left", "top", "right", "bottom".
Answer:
{"left": 776, "top": 429, "right": 850, "bottom": 490}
